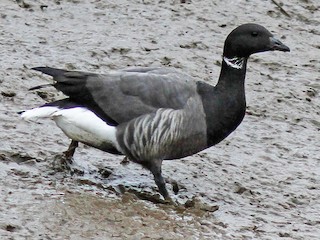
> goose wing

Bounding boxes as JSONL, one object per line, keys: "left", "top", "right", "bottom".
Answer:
{"left": 32, "top": 67, "right": 199, "bottom": 125}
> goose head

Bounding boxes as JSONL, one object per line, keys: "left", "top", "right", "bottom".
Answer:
{"left": 223, "top": 23, "right": 290, "bottom": 59}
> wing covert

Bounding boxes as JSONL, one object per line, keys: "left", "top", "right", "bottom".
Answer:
{"left": 32, "top": 67, "right": 199, "bottom": 125}
{"left": 85, "top": 68, "right": 198, "bottom": 123}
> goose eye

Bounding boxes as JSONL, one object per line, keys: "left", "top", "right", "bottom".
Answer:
{"left": 251, "top": 31, "right": 258, "bottom": 37}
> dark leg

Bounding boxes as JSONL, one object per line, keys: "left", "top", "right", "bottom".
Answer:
{"left": 120, "top": 156, "right": 130, "bottom": 165}
{"left": 145, "top": 159, "right": 171, "bottom": 201}
{"left": 63, "top": 140, "right": 79, "bottom": 163}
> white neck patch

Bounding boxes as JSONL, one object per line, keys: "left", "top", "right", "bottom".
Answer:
{"left": 223, "top": 56, "right": 245, "bottom": 70}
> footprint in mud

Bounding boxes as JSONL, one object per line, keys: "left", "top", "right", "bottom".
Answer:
{"left": 2, "top": 224, "right": 20, "bottom": 233}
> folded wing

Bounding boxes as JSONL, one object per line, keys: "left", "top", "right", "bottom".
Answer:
{"left": 32, "top": 67, "right": 198, "bottom": 125}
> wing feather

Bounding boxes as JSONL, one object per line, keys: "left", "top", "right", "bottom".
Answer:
{"left": 32, "top": 67, "right": 198, "bottom": 125}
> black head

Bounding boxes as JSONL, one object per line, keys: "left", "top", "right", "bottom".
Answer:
{"left": 223, "top": 23, "right": 290, "bottom": 58}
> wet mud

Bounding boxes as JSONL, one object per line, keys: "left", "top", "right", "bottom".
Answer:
{"left": 1, "top": 0, "right": 320, "bottom": 239}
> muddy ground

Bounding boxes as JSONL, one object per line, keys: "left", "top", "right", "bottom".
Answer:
{"left": 0, "top": 0, "right": 319, "bottom": 239}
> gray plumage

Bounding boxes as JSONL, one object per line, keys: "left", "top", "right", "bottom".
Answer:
{"left": 22, "top": 23, "right": 290, "bottom": 201}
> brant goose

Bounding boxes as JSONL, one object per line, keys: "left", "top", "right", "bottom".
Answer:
{"left": 21, "top": 24, "right": 289, "bottom": 201}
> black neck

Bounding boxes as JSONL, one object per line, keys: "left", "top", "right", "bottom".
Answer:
{"left": 198, "top": 57, "right": 248, "bottom": 147}
{"left": 216, "top": 57, "right": 248, "bottom": 89}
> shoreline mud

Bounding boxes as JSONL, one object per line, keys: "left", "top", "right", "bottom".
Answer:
{"left": 1, "top": 0, "right": 319, "bottom": 239}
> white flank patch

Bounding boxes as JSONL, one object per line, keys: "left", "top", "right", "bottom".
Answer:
{"left": 21, "top": 106, "right": 60, "bottom": 121}
{"left": 223, "top": 56, "right": 245, "bottom": 69}
{"left": 51, "top": 107, "right": 119, "bottom": 149}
